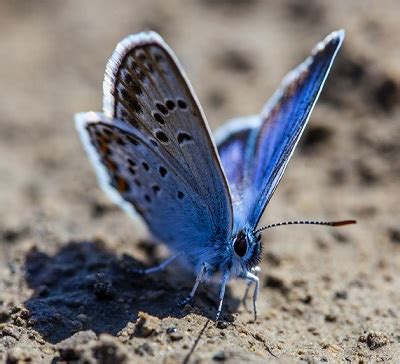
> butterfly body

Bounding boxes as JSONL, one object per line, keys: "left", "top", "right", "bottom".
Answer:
{"left": 188, "top": 228, "right": 261, "bottom": 280}
{"left": 75, "top": 30, "right": 346, "bottom": 320}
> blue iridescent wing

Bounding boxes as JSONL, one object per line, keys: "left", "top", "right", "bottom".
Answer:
{"left": 216, "top": 30, "right": 344, "bottom": 228}
{"left": 214, "top": 115, "right": 260, "bottom": 227}
{"left": 75, "top": 32, "right": 233, "bottom": 262}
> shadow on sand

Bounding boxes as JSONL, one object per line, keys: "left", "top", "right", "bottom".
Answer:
{"left": 23, "top": 240, "right": 239, "bottom": 344}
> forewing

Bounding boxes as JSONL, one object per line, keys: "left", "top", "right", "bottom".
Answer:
{"left": 216, "top": 30, "right": 344, "bottom": 228}
{"left": 77, "top": 31, "right": 233, "bottom": 250}
{"left": 76, "top": 113, "right": 224, "bottom": 256}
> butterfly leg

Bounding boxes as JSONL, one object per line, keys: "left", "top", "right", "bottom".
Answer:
{"left": 242, "top": 283, "right": 251, "bottom": 311}
{"left": 129, "top": 253, "right": 181, "bottom": 274}
{"left": 178, "top": 263, "right": 206, "bottom": 308}
{"left": 241, "top": 265, "right": 260, "bottom": 311}
{"left": 215, "top": 271, "right": 229, "bottom": 322}
{"left": 243, "top": 269, "right": 259, "bottom": 321}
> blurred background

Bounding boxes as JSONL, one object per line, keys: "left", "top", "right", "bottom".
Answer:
{"left": 0, "top": 1, "right": 399, "bottom": 362}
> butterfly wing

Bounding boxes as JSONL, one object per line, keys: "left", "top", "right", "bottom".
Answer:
{"left": 216, "top": 30, "right": 344, "bottom": 228}
{"left": 75, "top": 114, "right": 223, "bottom": 259}
{"left": 75, "top": 31, "right": 233, "bottom": 259}
{"left": 214, "top": 115, "right": 260, "bottom": 227}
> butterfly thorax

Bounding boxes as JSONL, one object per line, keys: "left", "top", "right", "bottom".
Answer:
{"left": 202, "top": 228, "right": 262, "bottom": 280}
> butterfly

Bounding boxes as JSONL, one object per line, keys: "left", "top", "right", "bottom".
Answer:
{"left": 75, "top": 29, "right": 355, "bottom": 321}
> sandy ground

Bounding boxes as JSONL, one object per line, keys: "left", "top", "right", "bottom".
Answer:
{"left": 0, "top": 1, "right": 399, "bottom": 363}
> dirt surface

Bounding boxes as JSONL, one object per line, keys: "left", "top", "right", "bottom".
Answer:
{"left": 1, "top": 1, "right": 399, "bottom": 363}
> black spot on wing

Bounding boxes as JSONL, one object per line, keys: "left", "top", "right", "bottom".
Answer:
{"left": 127, "top": 158, "right": 137, "bottom": 167}
{"left": 177, "top": 132, "right": 193, "bottom": 145}
{"left": 177, "top": 99, "right": 187, "bottom": 109}
{"left": 159, "top": 166, "right": 167, "bottom": 178}
{"left": 152, "top": 185, "right": 160, "bottom": 194}
{"left": 142, "top": 161, "right": 150, "bottom": 171}
{"left": 166, "top": 99, "right": 175, "bottom": 110}
{"left": 156, "top": 102, "right": 169, "bottom": 115}
{"left": 155, "top": 131, "right": 169, "bottom": 143}
{"left": 153, "top": 112, "right": 165, "bottom": 125}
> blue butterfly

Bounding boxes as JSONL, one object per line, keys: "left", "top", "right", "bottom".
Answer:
{"left": 75, "top": 30, "right": 355, "bottom": 321}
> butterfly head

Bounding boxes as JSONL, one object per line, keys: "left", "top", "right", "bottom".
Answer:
{"left": 231, "top": 228, "right": 262, "bottom": 271}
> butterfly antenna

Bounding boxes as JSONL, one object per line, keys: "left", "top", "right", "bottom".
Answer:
{"left": 254, "top": 219, "right": 356, "bottom": 234}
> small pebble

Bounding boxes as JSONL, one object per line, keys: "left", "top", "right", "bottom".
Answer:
{"left": 216, "top": 321, "right": 228, "bottom": 329}
{"left": 335, "top": 290, "right": 348, "bottom": 300}
{"left": 359, "top": 330, "right": 389, "bottom": 350}
{"left": 93, "top": 273, "right": 115, "bottom": 300}
{"left": 134, "top": 342, "right": 154, "bottom": 356}
{"left": 213, "top": 351, "right": 226, "bottom": 361}
{"left": 166, "top": 327, "right": 177, "bottom": 334}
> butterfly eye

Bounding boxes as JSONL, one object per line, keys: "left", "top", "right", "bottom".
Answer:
{"left": 233, "top": 236, "right": 247, "bottom": 257}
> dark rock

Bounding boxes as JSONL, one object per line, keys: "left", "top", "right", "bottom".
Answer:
{"left": 334, "top": 290, "right": 348, "bottom": 300}
{"left": 324, "top": 313, "right": 337, "bottom": 323}
{"left": 213, "top": 351, "right": 227, "bottom": 361}
{"left": 388, "top": 228, "right": 400, "bottom": 244}
{"left": 0, "top": 308, "right": 10, "bottom": 323}
{"left": 134, "top": 342, "right": 154, "bottom": 356}
{"left": 359, "top": 331, "right": 389, "bottom": 350}
{"left": 93, "top": 273, "right": 115, "bottom": 300}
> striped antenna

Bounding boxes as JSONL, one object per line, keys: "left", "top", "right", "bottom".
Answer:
{"left": 254, "top": 219, "right": 356, "bottom": 234}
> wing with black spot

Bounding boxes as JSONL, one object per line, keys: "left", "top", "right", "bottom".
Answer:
{"left": 75, "top": 31, "right": 233, "bottom": 254}
{"left": 75, "top": 114, "right": 228, "bottom": 259}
